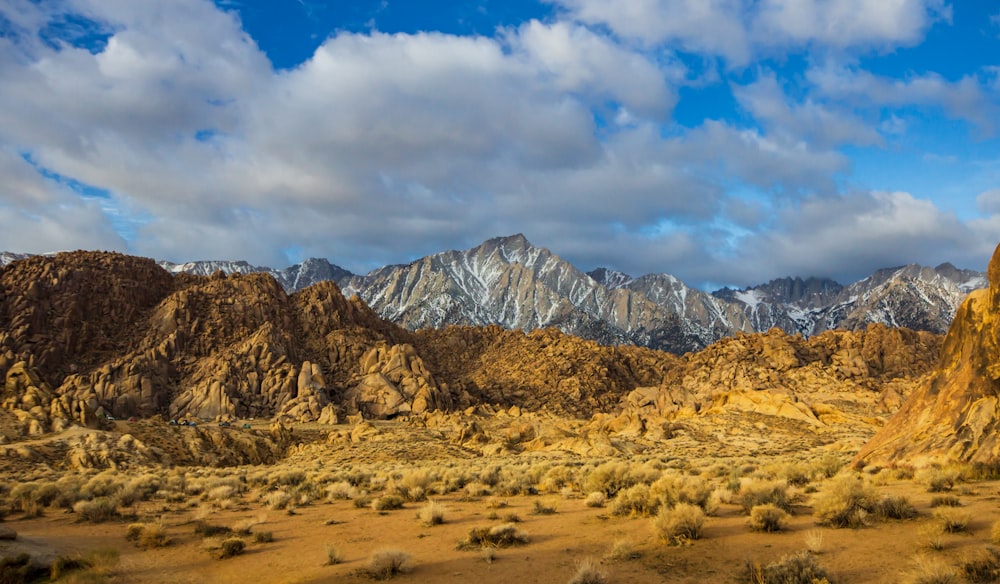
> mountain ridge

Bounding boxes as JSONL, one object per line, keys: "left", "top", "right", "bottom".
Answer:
{"left": 1, "top": 235, "right": 986, "bottom": 353}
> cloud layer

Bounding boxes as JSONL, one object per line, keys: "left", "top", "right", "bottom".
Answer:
{"left": 0, "top": 0, "right": 998, "bottom": 288}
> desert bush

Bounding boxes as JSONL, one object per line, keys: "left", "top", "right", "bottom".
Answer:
{"left": 778, "top": 463, "right": 813, "bottom": 487}
{"left": 125, "top": 523, "right": 168, "bottom": 549}
{"left": 963, "top": 548, "right": 1000, "bottom": 583}
{"left": 353, "top": 494, "right": 373, "bottom": 508}
{"left": 917, "top": 468, "right": 958, "bottom": 493}
{"left": 910, "top": 555, "right": 959, "bottom": 583}
{"left": 464, "top": 482, "right": 491, "bottom": 497}
{"left": 738, "top": 479, "right": 791, "bottom": 514}
{"left": 929, "top": 496, "right": 961, "bottom": 508}
{"left": 193, "top": 521, "right": 232, "bottom": 537}
{"left": 73, "top": 498, "right": 118, "bottom": 523}
{"left": 583, "top": 462, "right": 635, "bottom": 497}
{"left": 650, "top": 474, "right": 712, "bottom": 511}
{"left": 584, "top": 492, "right": 606, "bottom": 508}
{"left": 748, "top": 504, "right": 788, "bottom": 533}
{"left": 265, "top": 490, "right": 292, "bottom": 510}
{"left": 605, "top": 539, "right": 640, "bottom": 562}
{"left": 814, "top": 455, "right": 844, "bottom": 479}
{"left": 417, "top": 501, "right": 445, "bottom": 526}
{"left": 270, "top": 470, "right": 306, "bottom": 487}
{"left": 218, "top": 538, "right": 245, "bottom": 559}
{"left": 366, "top": 548, "right": 413, "bottom": 579}
{"left": 325, "top": 544, "right": 343, "bottom": 565}
{"left": 933, "top": 508, "right": 971, "bottom": 533}
{"left": 326, "top": 481, "right": 356, "bottom": 501}
{"left": 462, "top": 523, "right": 530, "bottom": 549}
{"left": 568, "top": 557, "right": 607, "bottom": 584}
{"left": 812, "top": 474, "right": 877, "bottom": 528}
{"left": 372, "top": 494, "right": 405, "bottom": 512}
{"left": 611, "top": 484, "right": 655, "bottom": 517}
{"left": 873, "top": 495, "right": 918, "bottom": 521}
{"left": 532, "top": 499, "right": 558, "bottom": 515}
{"left": 254, "top": 531, "right": 273, "bottom": 543}
{"left": 918, "top": 523, "right": 946, "bottom": 551}
{"left": 745, "top": 551, "right": 830, "bottom": 584}
{"left": 651, "top": 503, "right": 704, "bottom": 545}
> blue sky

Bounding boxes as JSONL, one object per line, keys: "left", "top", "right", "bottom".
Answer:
{"left": 0, "top": 0, "right": 999, "bottom": 289}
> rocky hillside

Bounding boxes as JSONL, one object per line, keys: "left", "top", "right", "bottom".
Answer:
{"left": 855, "top": 242, "right": 1000, "bottom": 467}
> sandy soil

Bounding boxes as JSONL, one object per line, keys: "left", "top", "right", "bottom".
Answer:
{"left": 3, "top": 474, "right": 999, "bottom": 583}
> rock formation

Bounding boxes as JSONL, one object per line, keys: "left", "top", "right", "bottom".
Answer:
{"left": 855, "top": 243, "right": 1000, "bottom": 467}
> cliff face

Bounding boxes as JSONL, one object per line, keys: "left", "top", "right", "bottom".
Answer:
{"left": 855, "top": 243, "right": 1000, "bottom": 467}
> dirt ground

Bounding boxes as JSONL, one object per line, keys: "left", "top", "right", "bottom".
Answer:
{"left": 3, "top": 466, "right": 1000, "bottom": 584}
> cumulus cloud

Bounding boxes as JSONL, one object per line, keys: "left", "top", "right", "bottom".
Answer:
{"left": 551, "top": 0, "right": 950, "bottom": 63}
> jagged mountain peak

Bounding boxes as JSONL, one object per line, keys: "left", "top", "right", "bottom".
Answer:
{"left": 588, "top": 267, "right": 634, "bottom": 289}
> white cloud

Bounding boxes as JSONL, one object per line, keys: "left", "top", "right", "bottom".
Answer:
{"left": 551, "top": 0, "right": 950, "bottom": 63}
{"left": 977, "top": 188, "right": 1000, "bottom": 215}
{"left": 807, "top": 64, "right": 997, "bottom": 133}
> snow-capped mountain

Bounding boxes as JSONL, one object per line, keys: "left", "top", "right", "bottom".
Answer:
{"left": 1, "top": 237, "right": 986, "bottom": 353}
{"left": 0, "top": 252, "right": 30, "bottom": 268}
{"left": 158, "top": 258, "right": 354, "bottom": 293}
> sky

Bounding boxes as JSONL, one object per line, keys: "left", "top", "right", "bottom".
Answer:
{"left": 1, "top": 0, "right": 999, "bottom": 290}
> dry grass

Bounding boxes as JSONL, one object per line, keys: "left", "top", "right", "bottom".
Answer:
{"left": 651, "top": 503, "right": 705, "bottom": 545}
{"left": 605, "top": 539, "right": 640, "bottom": 562}
{"left": 745, "top": 551, "right": 830, "bottom": 584}
{"left": 812, "top": 474, "right": 877, "bottom": 528}
{"left": 803, "top": 529, "right": 824, "bottom": 555}
{"left": 748, "top": 504, "right": 788, "bottom": 532}
{"left": 461, "top": 523, "right": 530, "bottom": 549}
{"left": 584, "top": 492, "right": 606, "bottom": 508}
{"left": 325, "top": 544, "right": 343, "bottom": 565}
{"left": 933, "top": 508, "right": 971, "bottom": 533}
{"left": 365, "top": 548, "right": 414, "bottom": 579}
{"left": 417, "top": 500, "right": 445, "bottom": 526}
{"left": 910, "top": 555, "right": 960, "bottom": 584}
{"left": 567, "top": 557, "right": 607, "bottom": 584}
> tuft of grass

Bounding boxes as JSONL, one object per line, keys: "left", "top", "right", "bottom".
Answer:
{"left": 365, "top": 548, "right": 413, "bottom": 580}
{"left": 325, "top": 544, "right": 343, "bottom": 565}
{"left": 372, "top": 495, "right": 405, "bottom": 512}
{"left": 532, "top": 499, "right": 558, "bottom": 515}
{"left": 73, "top": 498, "right": 119, "bottom": 523}
{"left": 918, "top": 524, "right": 946, "bottom": 551}
{"left": 934, "top": 508, "right": 971, "bottom": 533}
{"left": 254, "top": 531, "right": 273, "bottom": 543}
{"left": 651, "top": 503, "right": 704, "bottom": 545}
{"left": 568, "top": 557, "right": 607, "bottom": 584}
{"left": 417, "top": 500, "right": 445, "bottom": 526}
{"left": 461, "top": 523, "right": 530, "bottom": 549}
{"left": 929, "top": 496, "right": 961, "bottom": 508}
{"left": 605, "top": 539, "right": 641, "bottom": 562}
{"left": 584, "top": 492, "right": 606, "bottom": 508}
{"left": 873, "top": 495, "right": 918, "bottom": 521}
{"left": 748, "top": 504, "right": 788, "bottom": 533}
{"left": 910, "top": 555, "right": 960, "bottom": 584}
{"left": 963, "top": 548, "right": 1000, "bottom": 584}
{"left": 744, "top": 551, "right": 830, "bottom": 584}
{"left": 803, "top": 530, "right": 824, "bottom": 555}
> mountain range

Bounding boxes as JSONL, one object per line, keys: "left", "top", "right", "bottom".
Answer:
{"left": 2, "top": 234, "right": 986, "bottom": 353}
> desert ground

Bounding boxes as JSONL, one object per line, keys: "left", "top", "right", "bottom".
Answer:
{"left": 3, "top": 416, "right": 1000, "bottom": 584}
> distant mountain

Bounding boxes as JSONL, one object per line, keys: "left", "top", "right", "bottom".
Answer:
{"left": 1, "top": 236, "right": 987, "bottom": 353}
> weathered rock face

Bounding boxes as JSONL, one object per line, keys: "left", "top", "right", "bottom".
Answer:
{"left": 606, "top": 324, "right": 941, "bottom": 430}
{"left": 855, "top": 243, "right": 1000, "bottom": 467}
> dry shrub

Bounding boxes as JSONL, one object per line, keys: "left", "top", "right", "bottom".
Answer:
{"left": 462, "top": 523, "right": 530, "bottom": 549}
{"left": 738, "top": 479, "right": 791, "bottom": 514}
{"left": 650, "top": 474, "right": 712, "bottom": 511}
{"left": 748, "top": 504, "right": 788, "bottom": 533}
{"left": 929, "top": 496, "right": 961, "bottom": 508}
{"left": 126, "top": 523, "right": 168, "bottom": 549}
{"left": 917, "top": 468, "right": 958, "bottom": 493}
{"left": 605, "top": 539, "right": 640, "bottom": 562}
{"left": 73, "top": 498, "right": 118, "bottom": 523}
{"left": 465, "top": 482, "right": 491, "bottom": 497}
{"left": 365, "top": 548, "right": 413, "bottom": 579}
{"left": 325, "top": 544, "right": 343, "bottom": 565}
{"left": 933, "top": 508, "right": 971, "bottom": 533}
{"left": 217, "top": 538, "right": 245, "bottom": 559}
{"left": 910, "top": 555, "right": 960, "bottom": 584}
{"left": 745, "top": 551, "right": 830, "bottom": 584}
{"left": 372, "top": 495, "right": 405, "bottom": 512}
{"left": 918, "top": 523, "right": 946, "bottom": 551}
{"left": 568, "top": 557, "right": 607, "bottom": 584}
{"left": 265, "top": 490, "right": 292, "bottom": 510}
{"left": 585, "top": 492, "right": 606, "bottom": 508}
{"left": 812, "top": 474, "right": 877, "bottom": 528}
{"left": 417, "top": 501, "right": 445, "bottom": 526}
{"left": 532, "top": 499, "right": 558, "bottom": 515}
{"left": 873, "top": 495, "right": 918, "bottom": 521}
{"left": 326, "top": 481, "right": 356, "bottom": 501}
{"left": 963, "top": 548, "right": 1000, "bottom": 583}
{"left": 193, "top": 521, "right": 232, "bottom": 537}
{"left": 254, "top": 531, "right": 273, "bottom": 543}
{"left": 610, "top": 484, "right": 655, "bottom": 517}
{"left": 651, "top": 503, "right": 704, "bottom": 545}
{"left": 583, "top": 462, "right": 635, "bottom": 497}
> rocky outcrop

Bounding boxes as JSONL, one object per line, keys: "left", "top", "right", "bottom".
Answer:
{"left": 855, "top": 243, "right": 1000, "bottom": 467}
{"left": 604, "top": 324, "right": 941, "bottom": 431}
{"left": 344, "top": 344, "right": 451, "bottom": 419}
